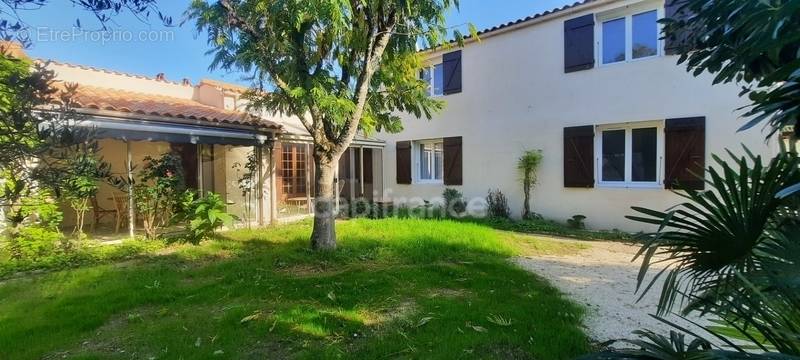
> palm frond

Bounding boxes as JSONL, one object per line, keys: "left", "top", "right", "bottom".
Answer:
{"left": 627, "top": 149, "right": 800, "bottom": 315}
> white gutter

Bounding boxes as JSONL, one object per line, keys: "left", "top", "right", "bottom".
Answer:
{"left": 72, "top": 116, "right": 270, "bottom": 143}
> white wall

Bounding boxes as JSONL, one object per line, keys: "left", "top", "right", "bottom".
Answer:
{"left": 379, "top": 0, "right": 778, "bottom": 231}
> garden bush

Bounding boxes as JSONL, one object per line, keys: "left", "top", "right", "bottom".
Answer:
{"left": 486, "top": 189, "right": 510, "bottom": 219}
{"left": 174, "top": 191, "right": 236, "bottom": 244}
{"left": 443, "top": 188, "right": 467, "bottom": 217}
{"left": 9, "top": 227, "right": 62, "bottom": 261}
{"left": 133, "top": 153, "right": 187, "bottom": 239}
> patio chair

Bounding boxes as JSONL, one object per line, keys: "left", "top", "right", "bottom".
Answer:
{"left": 91, "top": 196, "right": 116, "bottom": 232}
{"left": 111, "top": 193, "right": 129, "bottom": 234}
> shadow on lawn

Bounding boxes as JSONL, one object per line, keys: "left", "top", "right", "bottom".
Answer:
{"left": 1, "top": 219, "right": 590, "bottom": 360}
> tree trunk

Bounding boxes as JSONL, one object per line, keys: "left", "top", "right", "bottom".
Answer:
{"left": 311, "top": 156, "right": 338, "bottom": 250}
{"left": 522, "top": 175, "right": 531, "bottom": 219}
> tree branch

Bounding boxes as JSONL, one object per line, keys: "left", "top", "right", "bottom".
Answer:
{"left": 332, "top": 12, "right": 397, "bottom": 155}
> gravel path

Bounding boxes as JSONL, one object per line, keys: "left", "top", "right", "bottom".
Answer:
{"left": 515, "top": 239, "right": 709, "bottom": 345}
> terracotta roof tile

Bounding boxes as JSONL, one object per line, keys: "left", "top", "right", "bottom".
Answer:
{"left": 45, "top": 61, "right": 190, "bottom": 86}
{"left": 55, "top": 82, "right": 281, "bottom": 130}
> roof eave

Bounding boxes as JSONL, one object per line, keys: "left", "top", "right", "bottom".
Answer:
{"left": 40, "top": 106, "right": 282, "bottom": 133}
{"left": 420, "top": 0, "right": 619, "bottom": 56}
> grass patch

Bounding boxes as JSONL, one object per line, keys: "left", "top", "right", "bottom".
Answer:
{"left": 0, "top": 238, "right": 167, "bottom": 278}
{"left": 0, "top": 218, "right": 589, "bottom": 359}
{"left": 498, "top": 231, "right": 590, "bottom": 257}
{"left": 463, "top": 217, "right": 635, "bottom": 242}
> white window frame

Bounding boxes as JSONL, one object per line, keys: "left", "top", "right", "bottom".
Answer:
{"left": 596, "top": 2, "right": 663, "bottom": 66}
{"left": 595, "top": 120, "right": 664, "bottom": 188}
{"left": 421, "top": 62, "right": 444, "bottom": 97}
{"left": 414, "top": 139, "right": 444, "bottom": 184}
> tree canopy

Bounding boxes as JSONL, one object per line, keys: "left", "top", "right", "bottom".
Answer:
{"left": 1, "top": 0, "right": 170, "bottom": 44}
{"left": 189, "top": 0, "right": 468, "bottom": 158}
{"left": 189, "top": 0, "right": 468, "bottom": 249}
{"left": 662, "top": 0, "right": 800, "bottom": 138}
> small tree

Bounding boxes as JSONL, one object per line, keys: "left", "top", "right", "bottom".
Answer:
{"left": 517, "top": 149, "right": 542, "bottom": 220}
{"left": 61, "top": 149, "right": 111, "bottom": 236}
{"left": 232, "top": 151, "right": 257, "bottom": 228}
{"left": 189, "top": 0, "right": 472, "bottom": 250}
{"left": 0, "top": 50, "right": 89, "bottom": 244}
{"left": 134, "top": 153, "right": 186, "bottom": 239}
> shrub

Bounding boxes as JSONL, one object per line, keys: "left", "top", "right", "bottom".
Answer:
{"left": 566, "top": 215, "right": 586, "bottom": 229}
{"left": 14, "top": 227, "right": 63, "bottom": 261}
{"left": 18, "top": 190, "right": 63, "bottom": 231}
{"left": 443, "top": 188, "right": 467, "bottom": 218}
{"left": 60, "top": 152, "right": 112, "bottom": 236}
{"left": 175, "top": 192, "right": 237, "bottom": 244}
{"left": 133, "top": 153, "right": 187, "bottom": 239}
{"left": 485, "top": 189, "right": 510, "bottom": 219}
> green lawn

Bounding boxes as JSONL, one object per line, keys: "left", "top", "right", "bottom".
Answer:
{"left": 0, "top": 219, "right": 590, "bottom": 359}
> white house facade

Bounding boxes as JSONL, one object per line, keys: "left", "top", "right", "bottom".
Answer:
{"left": 379, "top": 0, "right": 782, "bottom": 231}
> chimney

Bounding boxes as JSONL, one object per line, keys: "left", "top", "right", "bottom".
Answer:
{"left": 181, "top": 78, "right": 191, "bottom": 86}
{"left": 155, "top": 73, "right": 166, "bottom": 81}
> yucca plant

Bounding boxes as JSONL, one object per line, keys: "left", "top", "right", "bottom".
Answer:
{"left": 627, "top": 149, "right": 800, "bottom": 316}
{"left": 517, "top": 149, "right": 543, "bottom": 219}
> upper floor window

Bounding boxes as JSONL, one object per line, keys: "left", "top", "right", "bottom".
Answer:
{"left": 600, "top": 8, "right": 660, "bottom": 65}
{"left": 420, "top": 63, "right": 444, "bottom": 96}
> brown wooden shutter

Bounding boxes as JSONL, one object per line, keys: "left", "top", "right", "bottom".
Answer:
{"left": 665, "top": 117, "right": 705, "bottom": 190}
{"left": 564, "top": 126, "right": 595, "bottom": 188}
{"left": 564, "top": 14, "right": 595, "bottom": 73}
{"left": 443, "top": 50, "right": 462, "bottom": 95}
{"left": 664, "top": 0, "right": 694, "bottom": 55}
{"left": 443, "top": 136, "right": 463, "bottom": 185}
{"left": 396, "top": 141, "right": 412, "bottom": 184}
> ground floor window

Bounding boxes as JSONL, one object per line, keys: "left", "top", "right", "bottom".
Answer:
{"left": 597, "top": 121, "right": 662, "bottom": 187}
{"left": 416, "top": 139, "right": 443, "bottom": 183}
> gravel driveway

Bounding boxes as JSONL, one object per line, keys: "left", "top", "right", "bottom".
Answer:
{"left": 515, "top": 239, "right": 710, "bottom": 345}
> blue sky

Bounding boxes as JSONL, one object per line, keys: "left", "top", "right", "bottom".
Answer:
{"left": 21, "top": 0, "right": 574, "bottom": 86}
